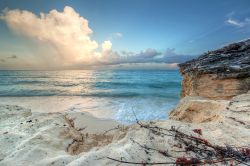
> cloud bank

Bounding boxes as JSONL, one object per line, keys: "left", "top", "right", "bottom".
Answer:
{"left": 1, "top": 6, "right": 195, "bottom": 69}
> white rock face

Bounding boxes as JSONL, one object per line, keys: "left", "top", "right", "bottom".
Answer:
{"left": 0, "top": 105, "right": 124, "bottom": 166}
{"left": 169, "top": 96, "right": 228, "bottom": 123}
{"left": 0, "top": 105, "right": 74, "bottom": 165}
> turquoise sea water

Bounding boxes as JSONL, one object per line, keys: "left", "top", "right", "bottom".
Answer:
{"left": 0, "top": 70, "right": 182, "bottom": 123}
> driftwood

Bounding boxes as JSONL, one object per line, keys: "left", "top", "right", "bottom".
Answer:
{"left": 107, "top": 119, "right": 250, "bottom": 166}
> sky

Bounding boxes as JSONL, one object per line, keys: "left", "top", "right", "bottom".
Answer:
{"left": 0, "top": 0, "right": 250, "bottom": 70}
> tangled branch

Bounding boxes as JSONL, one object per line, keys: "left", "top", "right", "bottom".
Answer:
{"left": 107, "top": 120, "right": 250, "bottom": 165}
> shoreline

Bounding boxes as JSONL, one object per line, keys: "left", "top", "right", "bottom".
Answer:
{"left": 0, "top": 96, "right": 176, "bottom": 124}
{"left": 0, "top": 96, "right": 122, "bottom": 121}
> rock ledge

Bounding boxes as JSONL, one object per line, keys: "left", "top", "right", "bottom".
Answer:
{"left": 179, "top": 39, "right": 250, "bottom": 79}
{"left": 179, "top": 39, "right": 250, "bottom": 99}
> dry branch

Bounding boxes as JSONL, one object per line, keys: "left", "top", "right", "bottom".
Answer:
{"left": 107, "top": 120, "right": 250, "bottom": 166}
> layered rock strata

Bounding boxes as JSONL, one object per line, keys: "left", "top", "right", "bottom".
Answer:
{"left": 179, "top": 39, "right": 250, "bottom": 99}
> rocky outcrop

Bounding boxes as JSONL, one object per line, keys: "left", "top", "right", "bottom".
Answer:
{"left": 0, "top": 106, "right": 126, "bottom": 165}
{"left": 179, "top": 39, "right": 250, "bottom": 99}
{"left": 170, "top": 39, "right": 250, "bottom": 124}
{"left": 169, "top": 96, "right": 228, "bottom": 123}
{"left": 169, "top": 91, "right": 250, "bottom": 123}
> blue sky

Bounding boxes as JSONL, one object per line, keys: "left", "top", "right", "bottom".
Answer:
{"left": 0, "top": 0, "right": 250, "bottom": 69}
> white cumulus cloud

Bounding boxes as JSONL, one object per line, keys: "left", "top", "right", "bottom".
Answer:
{"left": 102, "top": 40, "right": 112, "bottom": 51}
{"left": 1, "top": 6, "right": 194, "bottom": 70}
{"left": 1, "top": 6, "right": 112, "bottom": 67}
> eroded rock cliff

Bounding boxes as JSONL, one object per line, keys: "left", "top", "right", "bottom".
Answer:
{"left": 179, "top": 39, "right": 250, "bottom": 99}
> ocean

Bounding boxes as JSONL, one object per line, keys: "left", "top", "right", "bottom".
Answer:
{"left": 0, "top": 70, "right": 182, "bottom": 123}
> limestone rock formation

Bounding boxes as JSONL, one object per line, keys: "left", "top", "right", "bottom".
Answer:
{"left": 169, "top": 96, "right": 228, "bottom": 123}
{"left": 179, "top": 39, "right": 250, "bottom": 99}
{"left": 169, "top": 91, "right": 250, "bottom": 123}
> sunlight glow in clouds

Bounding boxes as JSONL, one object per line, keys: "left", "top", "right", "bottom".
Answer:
{"left": 1, "top": 6, "right": 188, "bottom": 69}
{"left": 1, "top": 6, "right": 107, "bottom": 66}
{"left": 101, "top": 41, "right": 112, "bottom": 51}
